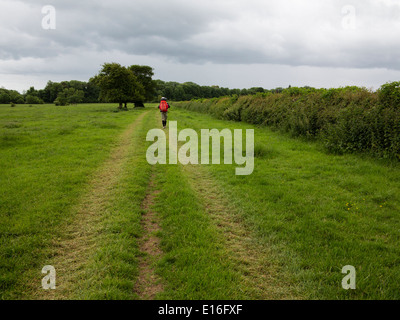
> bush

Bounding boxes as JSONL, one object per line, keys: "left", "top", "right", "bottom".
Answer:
{"left": 378, "top": 81, "right": 400, "bottom": 109}
{"left": 54, "top": 97, "right": 68, "bottom": 106}
{"left": 25, "top": 95, "right": 44, "bottom": 104}
{"left": 0, "top": 92, "right": 11, "bottom": 104}
{"left": 175, "top": 81, "right": 400, "bottom": 160}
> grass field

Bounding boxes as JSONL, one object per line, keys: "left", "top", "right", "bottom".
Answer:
{"left": 1, "top": 103, "right": 399, "bottom": 300}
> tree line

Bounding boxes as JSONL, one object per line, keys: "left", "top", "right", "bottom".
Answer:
{"left": 0, "top": 80, "right": 100, "bottom": 105}
{"left": 153, "top": 80, "right": 271, "bottom": 101}
{"left": 1, "top": 62, "right": 286, "bottom": 106}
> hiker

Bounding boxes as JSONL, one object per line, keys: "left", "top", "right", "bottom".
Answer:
{"left": 158, "top": 97, "right": 170, "bottom": 129}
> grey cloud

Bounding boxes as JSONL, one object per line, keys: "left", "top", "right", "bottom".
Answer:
{"left": 1, "top": 0, "right": 400, "bottom": 72}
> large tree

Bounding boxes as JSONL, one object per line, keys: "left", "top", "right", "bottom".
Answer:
{"left": 91, "top": 63, "right": 144, "bottom": 109}
{"left": 128, "top": 65, "right": 155, "bottom": 107}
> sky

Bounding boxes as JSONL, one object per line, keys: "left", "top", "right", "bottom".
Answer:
{"left": 1, "top": 0, "right": 400, "bottom": 93}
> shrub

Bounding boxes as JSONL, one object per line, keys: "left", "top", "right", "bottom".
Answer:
{"left": 378, "top": 81, "right": 400, "bottom": 109}
{"left": 175, "top": 82, "right": 400, "bottom": 159}
{"left": 25, "top": 95, "right": 44, "bottom": 104}
{"left": 0, "top": 92, "right": 11, "bottom": 104}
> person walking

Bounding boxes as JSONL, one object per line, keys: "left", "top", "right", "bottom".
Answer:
{"left": 158, "top": 97, "right": 170, "bottom": 129}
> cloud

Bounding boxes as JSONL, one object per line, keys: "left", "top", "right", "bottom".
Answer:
{"left": 0, "top": 0, "right": 400, "bottom": 91}
{"left": 1, "top": 0, "right": 400, "bottom": 66}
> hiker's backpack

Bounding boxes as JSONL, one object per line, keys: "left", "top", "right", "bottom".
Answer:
{"left": 159, "top": 100, "right": 169, "bottom": 112}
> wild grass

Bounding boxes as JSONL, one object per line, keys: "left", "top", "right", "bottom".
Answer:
{"left": 171, "top": 107, "right": 400, "bottom": 299}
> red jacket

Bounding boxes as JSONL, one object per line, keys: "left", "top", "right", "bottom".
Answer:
{"left": 159, "top": 100, "right": 170, "bottom": 112}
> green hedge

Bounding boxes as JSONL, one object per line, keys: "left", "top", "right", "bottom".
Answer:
{"left": 174, "top": 83, "right": 400, "bottom": 160}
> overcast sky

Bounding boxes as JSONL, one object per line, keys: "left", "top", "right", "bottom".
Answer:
{"left": 1, "top": 0, "right": 400, "bottom": 92}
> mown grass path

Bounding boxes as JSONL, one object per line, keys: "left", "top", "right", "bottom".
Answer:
{"left": 32, "top": 110, "right": 150, "bottom": 299}
{"left": 149, "top": 109, "right": 300, "bottom": 299}
{"left": 134, "top": 172, "right": 164, "bottom": 299}
{"left": 182, "top": 164, "right": 297, "bottom": 299}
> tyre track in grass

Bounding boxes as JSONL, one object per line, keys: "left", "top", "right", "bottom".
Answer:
{"left": 161, "top": 112, "right": 290, "bottom": 298}
{"left": 182, "top": 164, "right": 296, "bottom": 299}
{"left": 33, "top": 110, "right": 149, "bottom": 300}
{"left": 134, "top": 172, "right": 164, "bottom": 299}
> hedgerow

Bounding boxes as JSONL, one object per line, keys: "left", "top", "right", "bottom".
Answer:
{"left": 174, "top": 83, "right": 400, "bottom": 160}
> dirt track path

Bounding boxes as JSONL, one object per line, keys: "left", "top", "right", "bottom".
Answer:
{"left": 34, "top": 111, "right": 149, "bottom": 299}
{"left": 134, "top": 172, "right": 164, "bottom": 299}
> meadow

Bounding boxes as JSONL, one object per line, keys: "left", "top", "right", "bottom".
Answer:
{"left": 0, "top": 102, "right": 399, "bottom": 299}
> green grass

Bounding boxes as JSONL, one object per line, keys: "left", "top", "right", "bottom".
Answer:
{"left": 149, "top": 113, "right": 248, "bottom": 299}
{"left": 1, "top": 103, "right": 400, "bottom": 300}
{"left": 169, "top": 107, "right": 400, "bottom": 299}
{"left": 72, "top": 109, "right": 154, "bottom": 299}
{"left": 0, "top": 103, "right": 145, "bottom": 299}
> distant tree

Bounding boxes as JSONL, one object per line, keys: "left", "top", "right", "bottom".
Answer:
{"left": 68, "top": 89, "right": 85, "bottom": 105}
{"left": 248, "top": 87, "right": 265, "bottom": 95}
{"left": 26, "top": 95, "right": 44, "bottom": 104}
{"left": 174, "top": 85, "right": 186, "bottom": 101}
{"left": 22, "top": 87, "right": 44, "bottom": 104}
{"left": 68, "top": 80, "right": 85, "bottom": 91}
{"left": 42, "top": 80, "right": 100, "bottom": 103}
{"left": 83, "top": 81, "right": 100, "bottom": 103}
{"left": 25, "top": 86, "right": 39, "bottom": 97}
{"left": 152, "top": 80, "right": 247, "bottom": 101}
{"left": 42, "top": 81, "right": 63, "bottom": 103}
{"left": 128, "top": 65, "right": 155, "bottom": 107}
{"left": 230, "top": 88, "right": 241, "bottom": 96}
{"left": 54, "top": 89, "right": 69, "bottom": 106}
{"left": 0, "top": 91, "right": 11, "bottom": 104}
{"left": 240, "top": 88, "right": 249, "bottom": 96}
{"left": 165, "top": 82, "right": 179, "bottom": 100}
{"left": 272, "top": 87, "right": 284, "bottom": 94}
{"left": 9, "top": 90, "right": 25, "bottom": 104}
{"left": 92, "top": 63, "right": 144, "bottom": 109}
{"left": 54, "top": 88, "right": 84, "bottom": 106}
{"left": 182, "top": 82, "right": 201, "bottom": 99}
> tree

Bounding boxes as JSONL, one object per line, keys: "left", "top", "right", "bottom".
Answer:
{"left": 83, "top": 81, "right": 100, "bottom": 103}
{"left": 91, "top": 63, "right": 144, "bottom": 109}
{"left": 68, "top": 89, "right": 85, "bottom": 105}
{"left": 25, "top": 86, "right": 39, "bottom": 97}
{"left": 9, "top": 90, "right": 25, "bottom": 104}
{"left": 54, "top": 88, "right": 84, "bottom": 106}
{"left": 42, "top": 81, "right": 63, "bottom": 103}
{"left": 42, "top": 80, "right": 100, "bottom": 103}
{"left": 23, "top": 86, "right": 43, "bottom": 104}
{"left": 128, "top": 65, "right": 155, "bottom": 107}
{"left": 54, "top": 89, "right": 69, "bottom": 106}
{"left": 0, "top": 91, "right": 11, "bottom": 104}
{"left": 26, "top": 95, "right": 44, "bottom": 104}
